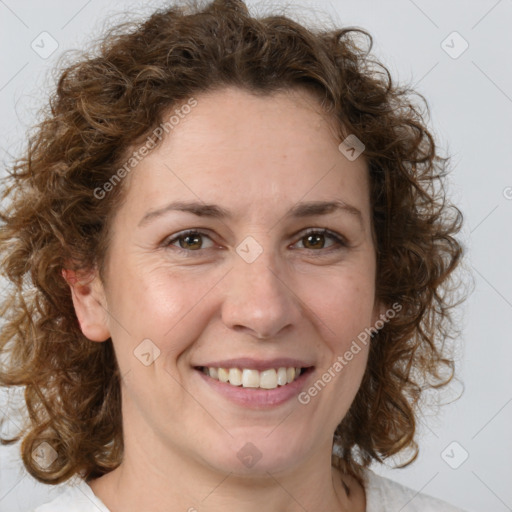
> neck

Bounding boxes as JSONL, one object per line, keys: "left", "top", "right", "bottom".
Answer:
{"left": 87, "top": 397, "right": 365, "bottom": 512}
{"left": 88, "top": 437, "right": 361, "bottom": 512}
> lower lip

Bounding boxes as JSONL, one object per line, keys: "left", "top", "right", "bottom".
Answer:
{"left": 195, "top": 368, "right": 314, "bottom": 409}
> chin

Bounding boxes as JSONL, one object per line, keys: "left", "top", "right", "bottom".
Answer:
{"left": 200, "top": 433, "right": 309, "bottom": 476}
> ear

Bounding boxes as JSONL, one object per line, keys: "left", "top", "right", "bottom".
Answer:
{"left": 371, "top": 298, "right": 400, "bottom": 334}
{"left": 62, "top": 268, "right": 111, "bottom": 342}
{"left": 371, "top": 298, "right": 388, "bottom": 327}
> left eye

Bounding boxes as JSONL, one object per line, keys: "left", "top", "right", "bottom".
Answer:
{"left": 163, "top": 228, "right": 346, "bottom": 254}
{"left": 293, "top": 228, "right": 347, "bottom": 251}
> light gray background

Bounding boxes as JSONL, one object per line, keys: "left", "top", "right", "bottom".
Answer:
{"left": 0, "top": 1, "right": 511, "bottom": 511}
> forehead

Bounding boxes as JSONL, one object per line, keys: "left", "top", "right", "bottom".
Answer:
{"left": 161, "top": 87, "right": 343, "bottom": 166}
{"left": 120, "top": 87, "right": 371, "bottom": 224}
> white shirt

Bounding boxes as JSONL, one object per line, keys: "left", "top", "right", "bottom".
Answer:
{"left": 30, "top": 468, "right": 469, "bottom": 511}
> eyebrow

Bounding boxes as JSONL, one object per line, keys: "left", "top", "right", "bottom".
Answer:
{"left": 138, "top": 199, "right": 363, "bottom": 227}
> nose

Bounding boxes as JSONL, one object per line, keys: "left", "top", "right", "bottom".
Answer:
{"left": 220, "top": 245, "right": 301, "bottom": 340}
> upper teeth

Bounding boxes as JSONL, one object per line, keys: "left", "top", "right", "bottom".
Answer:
{"left": 202, "top": 367, "right": 302, "bottom": 389}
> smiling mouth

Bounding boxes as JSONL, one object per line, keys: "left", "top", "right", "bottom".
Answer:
{"left": 194, "top": 366, "right": 314, "bottom": 390}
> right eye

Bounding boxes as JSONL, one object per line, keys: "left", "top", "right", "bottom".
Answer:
{"left": 163, "top": 229, "right": 216, "bottom": 254}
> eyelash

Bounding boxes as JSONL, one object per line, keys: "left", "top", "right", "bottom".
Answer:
{"left": 162, "top": 228, "right": 348, "bottom": 256}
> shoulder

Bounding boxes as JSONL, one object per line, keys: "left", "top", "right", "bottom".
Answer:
{"left": 30, "top": 476, "right": 110, "bottom": 512}
{"left": 29, "top": 469, "right": 469, "bottom": 512}
{"left": 363, "top": 468, "right": 469, "bottom": 512}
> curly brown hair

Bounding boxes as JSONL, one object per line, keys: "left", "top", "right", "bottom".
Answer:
{"left": 0, "top": 0, "right": 464, "bottom": 486}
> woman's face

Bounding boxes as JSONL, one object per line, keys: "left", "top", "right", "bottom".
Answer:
{"left": 75, "top": 87, "right": 384, "bottom": 476}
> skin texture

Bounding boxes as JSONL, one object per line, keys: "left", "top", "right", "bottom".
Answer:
{"left": 66, "top": 87, "right": 384, "bottom": 512}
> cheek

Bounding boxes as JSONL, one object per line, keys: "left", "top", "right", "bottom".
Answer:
{"left": 105, "top": 263, "right": 225, "bottom": 358}
{"left": 303, "top": 267, "right": 377, "bottom": 344}
{"left": 303, "top": 273, "right": 374, "bottom": 420}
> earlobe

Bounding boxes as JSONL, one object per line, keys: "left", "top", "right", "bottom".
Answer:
{"left": 62, "top": 268, "right": 111, "bottom": 342}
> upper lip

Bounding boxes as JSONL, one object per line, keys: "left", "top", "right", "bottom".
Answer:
{"left": 195, "top": 358, "right": 315, "bottom": 371}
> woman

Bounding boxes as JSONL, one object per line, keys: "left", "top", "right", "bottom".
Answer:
{"left": 0, "top": 1, "right": 467, "bottom": 510}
